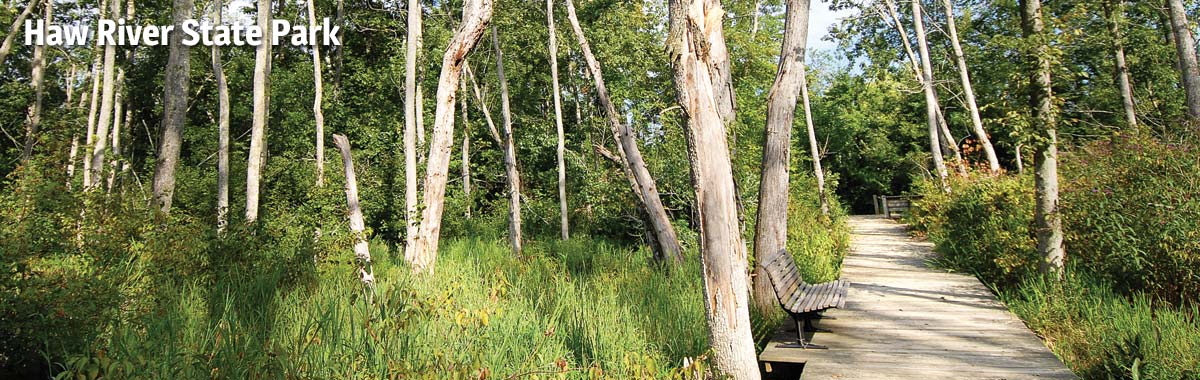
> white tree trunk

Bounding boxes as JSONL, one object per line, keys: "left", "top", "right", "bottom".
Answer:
{"left": 82, "top": 1, "right": 105, "bottom": 189}
{"left": 800, "top": 65, "right": 828, "bottom": 216}
{"left": 1167, "top": 0, "right": 1200, "bottom": 122}
{"left": 408, "top": 0, "right": 494, "bottom": 273}
{"left": 0, "top": 0, "right": 37, "bottom": 67}
{"left": 911, "top": 0, "right": 948, "bottom": 189}
{"left": 87, "top": 0, "right": 121, "bottom": 191}
{"left": 666, "top": 0, "right": 760, "bottom": 377}
{"left": 460, "top": 79, "right": 471, "bottom": 218}
{"left": 246, "top": 0, "right": 272, "bottom": 222}
{"left": 150, "top": 0, "right": 191, "bottom": 212}
{"left": 1020, "top": 0, "right": 1064, "bottom": 278}
{"left": 1103, "top": 0, "right": 1137, "bottom": 129}
{"left": 21, "top": 0, "right": 49, "bottom": 162}
{"left": 942, "top": 0, "right": 999, "bottom": 173}
{"left": 547, "top": 0, "right": 569, "bottom": 240}
{"left": 309, "top": 0, "right": 327, "bottom": 187}
{"left": 332, "top": 134, "right": 376, "bottom": 287}
{"left": 492, "top": 26, "right": 523, "bottom": 257}
{"left": 213, "top": 0, "right": 231, "bottom": 234}
{"left": 402, "top": 0, "right": 423, "bottom": 261}
{"left": 565, "top": 0, "right": 684, "bottom": 262}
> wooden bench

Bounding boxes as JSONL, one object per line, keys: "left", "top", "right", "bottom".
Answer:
{"left": 874, "top": 195, "right": 923, "bottom": 219}
{"left": 763, "top": 249, "right": 849, "bottom": 349}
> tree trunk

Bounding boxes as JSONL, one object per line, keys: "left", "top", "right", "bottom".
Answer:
{"left": 1020, "top": 0, "right": 1064, "bottom": 278}
{"left": 246, "top": 0, "right": 272, "bottom": 223}
{"left": 911, "top": 0, "right": 949, "bottom": 189}
{"left": 666, "top": 0, "right": 760, "bottom": 377}
{"left": 82, "top": 0, "right": 105, "bottom": 189}
{"left": 1102, "top": 0, "right": 1137, "bottom": 129}
{"left": 106, "top": 69, "right": 123, "bottom": 193}
{"left": 565, "top": 0, "right": 684, "bottom": 263}
{"left": 461, "top": 79, "right": 471, "bottom": 218}
{"left": 464, "top": 63, "right": 503, "bottom": 146}
{"left": 87, "top": 0, "right": 121, "bottom": 191}
{"left": 801, "top": 66, "right": 828, "bottom": 216}
{"left": 21, "top": 0, "right": 48, "bottom": 162}
{"left": 492, "top": 26, "right": 524, "bottom": 257}
{"left": 547, "top": 0, "right": 569, "bottom": 240}
{"left": 408, "top": 0, "right": 494, "bottom": 274}
{"left": 942, "top": 0, "right": 999, "bottom": 173}
{"left": 0, "top": 0, "right": 37, "bottom": 67}
{"left": 1167, "top": 0, "right": 1200, "bottom": 122}
{"left": 213, "top": 0, "right": 230, "bottom": 235}
{"left": 752, "top": 0, "right": 810, "bottom": 315}
{"left": 309, "top": 0, "right": 327, "bottom": 186}
{"left": 403, "top": 0, "right": 422, "bottom": 261}
{"left": 150, "top": 0, "right": 192, "bottom": 212}
{"left": 332, "top": 134, "right": 376, "bottom": 287}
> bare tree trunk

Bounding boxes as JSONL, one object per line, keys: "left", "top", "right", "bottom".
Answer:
{"left": 21, "top": 0, "right": 48, "bottom": 162}
{"left": 82, "top": 1, "right": 105, "bottom": 188}
{"left": 547, "top": 0, "right": 569, "bottom": 240}
{"left": 408, "top": 0, "right": 493, "bottom": 273}
{"left": 87, "top": 0, "right": 121, "bottom": 191}
{"left": 464, "top": 63, "right": 502, "bottom": 145}
{"left": 403, "top": 0, "right": 422, "bottom": 261}
{"left": 565, "top": 0, "right": 684, "bottom": 263}
{"left": 461, "top": 79, "right": 471, "bottom": 218}
{"left": 332, "top": 134, "right": 376, "bottom": 287}
{"left": 309, "top": 0, "right": 326, "bottom": 186}
{"left": 751, "top": 0, "right": 762, "bottom": 36}
{"left": 491, "top": 27, "right": 524, "bottom": 257}
{"left": 106, "top": 73, "right": 122, "bottom": 193}
{"left": 1167, "top": 0, "right": 1200, "bottom": 122}
{"left": 752, "top": 0, "right": 810, "bottom": 315}
{"left": 911, "top": 0, "right": 948, "bottom": 189}
{"left": 0, "top": 0, "right": 36, "bottom": 67}
{"left": 666, "top": 0, "right": 759, "bottom": 377}
{"left": 246, "top": 0, "right": 272, "bottom": 223}
{"left": 1102, "top": 0, "right": 1137, "bottom": 129}
{"left": 942, "top": 0, "right": 999, "bottom": 173}
{"left": 1021, "top": 0, "right": 1064, "bottom": 278}
{"left": 150, "top": 0, "right": 191, "bottom": 212}
{"left": 801, "top": 65, "right": 828, "bottom": 215}
{"left": 213, "top": 0, "right": 230, "bottom": 234}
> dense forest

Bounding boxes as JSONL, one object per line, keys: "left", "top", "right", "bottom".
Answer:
{"left": 0, "top": 0, "right": 1198, "bottom": 378}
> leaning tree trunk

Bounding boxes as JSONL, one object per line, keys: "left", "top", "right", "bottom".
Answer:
{"left": 565, "top": 0, "right": 684, "bottom": 263}
{"left": 332, "top": 134, "right": 376, "bottom": 287}
{"left": 1020, "top": 0, "right": 1064, "bottom": 278}
{"left": 0, "top": 0, "right": 37, "bottom": 68}
{"left": 547, "top": 0, "right": 569, "bottom": 240}
{"left": 666, "top": 0, "right": 760, "bottom": 377}
{"left": 911, "top": 0, "right": 949, "bottom": 189}
{"left": 1167, "top": 0, "right": 1200, "bottom": 122}
{"left": 1102, "top": 0, "right": 1137, "bottom": 129}
{"left": 801, "top": 66, "right": 828, "bottom": 216}
{"left": 309, "top": 0, "right": 327, "bottom": 186}
{"left": 21, "top": 0, "right": 49, "bottom": 162}
{"left": 87, "top": 0, "right": 121, "bottom": 191}
{"left": 492, "top": 26, "right": 523, "bottom": 257}
{"left": 752, "top": 0, "right": 810, "bottom": 315}
{"left": 942, "top": 0, "right": 999, "bottom": 173}
{"left": 402, "top": 0, "right": 423, "bottom": 261}
{"left": 408, "top": 0, "right": 494, "bottom": 274}
{"left": 213, "top": 0, "right": 231, "bottom": 234}
{"left": 151, "top": 0, "right": 192, "bottom": 212}
{"left": 246, "top": 0, "right": 272, "bottom": 222}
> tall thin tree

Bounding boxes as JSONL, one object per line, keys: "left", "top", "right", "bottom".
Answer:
{"left": 86, "top": 0, "right": 121, "bottom": 190}
{"left": 547, "top": 0, "right": 569, "bottom": 240}
{"left": 1020, "top": 0, "right": 1064, "bottom": 278}
{"left": 942, "top": 0, "right": 1000, "bottom": 173}
{"left": 492, "top": 26, "right": 523, "bottom": 257}
{"left": 21, "top": 0, "right": 49, "bottom": 162}
{"left": 246, "top": 0, "right": 272, "bottom": 222}
{"left": 403, "top": 0, "right": 423, "bottom": 260}
{"left": 912, "top": 0, "right": 949, "bottom": 189}
{"left": 1167, "top": 0, "right": 1200, "bottom": 122}
{"left": 309, "top": 0, "right": 327, "bottom": 186}
{"left": 213, "top": 0, "right": 231, "bottom": 234}
{"left": 151, "top": 0, "right": 193, "bottom": 212}
{"left": 1102, "top": 0, "right": 1137, "bottom": 129}
{"left": 666, "top": 0, "right": 760, "bottom": 376}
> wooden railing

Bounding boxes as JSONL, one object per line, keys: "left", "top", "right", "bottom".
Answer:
{"left": 873, "top": 195, "right": 923, "bottom": 219}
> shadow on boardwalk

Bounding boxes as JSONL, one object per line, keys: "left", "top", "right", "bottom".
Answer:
{"left": 759, "top": 215, "right": 1077, "bottom": 380}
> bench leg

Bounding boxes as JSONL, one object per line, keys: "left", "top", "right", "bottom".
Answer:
{"left": 777, "top": 317, "right": 829, "bottom": 349}
{"left": 802, "top": 313, "right": 833, "bottom": 333}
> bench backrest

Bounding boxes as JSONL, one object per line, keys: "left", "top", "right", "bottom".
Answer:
{"left": 762, "top": 249, "right": 806, "bottom": 302}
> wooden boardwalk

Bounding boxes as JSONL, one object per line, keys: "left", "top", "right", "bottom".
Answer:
{"left": 759, "top": 216, "right": 1076, "bottom": 379}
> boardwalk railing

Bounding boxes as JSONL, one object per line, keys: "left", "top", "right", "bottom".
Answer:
{"left": 873, "top": 195, "right": 922, "bottom": 219}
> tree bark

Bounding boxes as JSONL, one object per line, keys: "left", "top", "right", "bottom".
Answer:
{"left": 408, "top": 0, "right": 493, "bottom": 273}
{"left": 942, "top": 0, "right": 999, "bottom": 173}
{"left": 150, "top": 0, "right": 192, "bottom": 212}
{"left": 666, "top": 0, "right": 760, "bottom": 377}
{"left": 309, "top": 0, "right": 327, "bottom": 187}
{"left": 86, "top": 0, "right": 121, "bottom": 191}
{"left": 0, "top": 0, "right": 37, "bottom": 68}
{"left": 565, "top": 0, "right": 684, "bottom": 263}
{"left": 1167, "top": 0, "right": 1200, "bottom": 122}
{"left": 213, "top": 0, "right": 230, "bottom": 234}
{"left": 246, "top": 0, "right": 272, "bottom": 222}
{"left": 492, "top": 26, "right": 523, "bottom": 257}
{"left": 82, "top": 0, "right": 105, "bottom": 188}
{"left": 1102, "top": 0, "right": 1137, "bottom": 129}
{"left": 911, "top": 0, "right": 949, "bottom": 189}
{"left": 403, "top": 0, "right": 422, "bottom": 261}
{"left": 801, "top": 66, "right": 828, "bottom": 216}
{"left": 106, "top": 69, "right": 123, "bottom": 193}
{"left": 332, "top": 134, "right": 376, "bottom": 287}
{"left": 548, "top": 0, "right": 569, "bottom": 240}
{"left": 21, "top": 0, "right": 48, "bottom": 162}
{"left": 460, "top": 79, "right": 471, "bottom": 218}
{"left": 1020, "top": 0, "right": 1064, "bottom": 278}
{"left": 752, "top": 0, "right": 810, "bottom": 315}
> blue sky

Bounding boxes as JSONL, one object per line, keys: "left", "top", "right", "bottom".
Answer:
{"left": 808, "top": 0, "right": 854, "bottom": 52}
